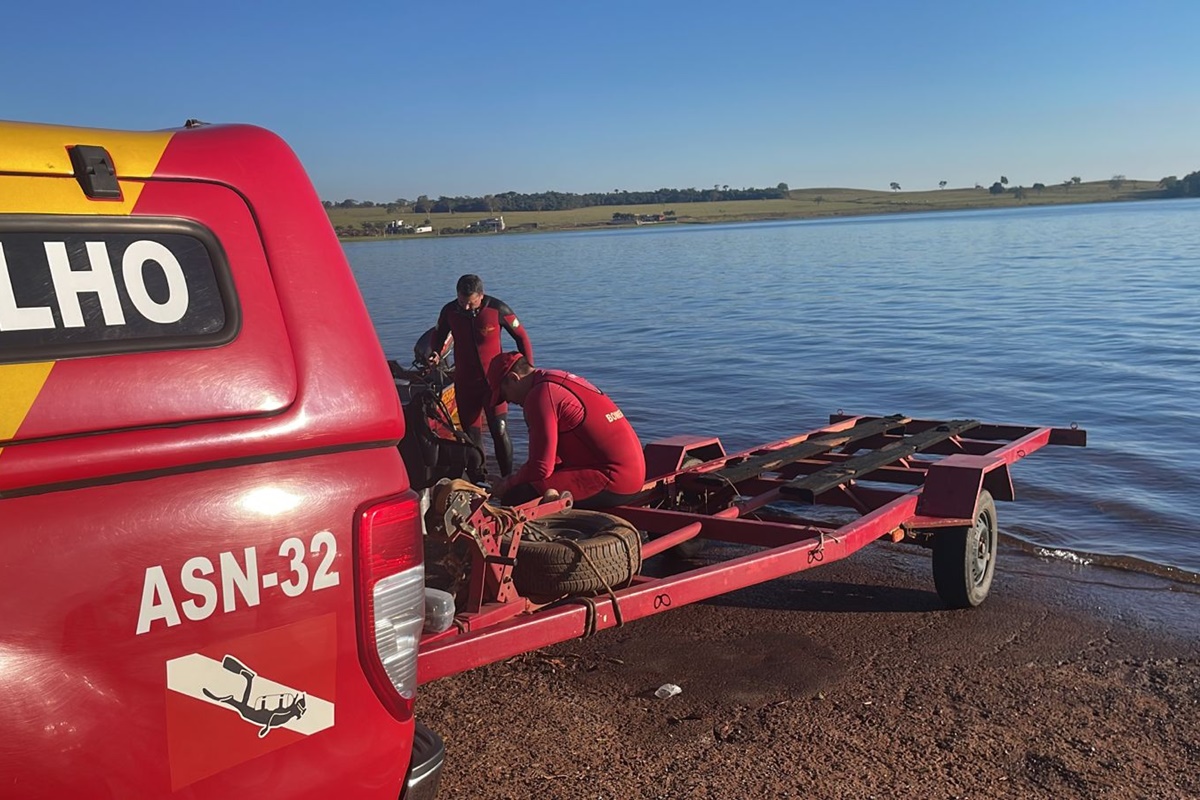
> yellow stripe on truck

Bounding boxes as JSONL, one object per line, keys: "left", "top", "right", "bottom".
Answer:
{"left": 0, "top": 123, "right": 172, "bottom": 457}
{"left": 0, "top": 361, "right": 55, "bottom": 454}
{"left": 0, "top": 121, "right": 173, "bottom": 215}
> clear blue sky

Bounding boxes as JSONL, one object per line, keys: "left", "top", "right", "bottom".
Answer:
{"left": 5, "top": 1, "right": 1198, "bottom": 202}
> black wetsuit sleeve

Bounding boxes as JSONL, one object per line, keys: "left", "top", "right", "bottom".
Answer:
{"left": 495, "top": 299, "right": 533, "bottom": 364}
{"left": 431, "top": 302, "right": 453, "bottom": 354}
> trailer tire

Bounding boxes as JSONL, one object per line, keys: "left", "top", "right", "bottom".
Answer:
{"left": 513, "top": 510, "right": 642, "bottom": 602}
{"left": 932, "top": 490, "right": 997, "bottom": 608}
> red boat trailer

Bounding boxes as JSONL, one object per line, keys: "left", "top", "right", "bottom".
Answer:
{"left": 417, "top": 413, "right": 1086, "bottom": 684}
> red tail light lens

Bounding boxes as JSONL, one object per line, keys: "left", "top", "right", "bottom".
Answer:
{"left": 354, "top": 491, "right": 425, "bottom": 721}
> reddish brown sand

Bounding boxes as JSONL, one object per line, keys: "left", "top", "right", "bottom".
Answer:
{"left": 417, "top": 542, "right": 1200, "bottom": 799}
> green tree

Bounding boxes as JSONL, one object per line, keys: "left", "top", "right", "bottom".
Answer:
{"left": 1032, "top": 183, "right": 1045, "bottom": 194}
{"left": 1000, "top": 176, "right": 1009, "bottom": 186}
{"left": 1071, "top": 176, "right": 1082, "bottom": 185}
{"left": 1183, "top": 170, "right": 1200, "bottom": 196}
{"left": 989, "top": 182, "right": 1005, "bottom": 195}
{"left": 890, "top": 182, "right": 901, "bottom": 191}
{"left": 1158, "top": 172, "right": 1200, "bottom": 197}
{"left": 938, "top": 180, "right": 947, "bottom": 189}
{"left": 776, "top": 182, "right": 790, "bottom": 193}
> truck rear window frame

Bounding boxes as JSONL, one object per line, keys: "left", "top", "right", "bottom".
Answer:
{"left": 0, "top": 214, "right": 240, "bottom": 364}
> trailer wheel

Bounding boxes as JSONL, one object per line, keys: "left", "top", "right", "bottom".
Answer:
{"left": 513, "top": 511, "right": 642, "bottom": 602}
{"left": 932, "top": 490, "right": 997, "bottom": 608}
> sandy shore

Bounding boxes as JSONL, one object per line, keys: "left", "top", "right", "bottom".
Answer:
{"left": 417, "top": 542, "right": 1200, "bottom": 799}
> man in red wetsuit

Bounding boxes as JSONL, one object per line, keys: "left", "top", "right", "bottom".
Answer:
{"left": 429, "top": 275, "right": 533, "bottom": 477}
{"left": 486, "top": 352, "right": 646, "bottom": 509}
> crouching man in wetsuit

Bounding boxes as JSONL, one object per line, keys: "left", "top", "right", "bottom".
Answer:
{"left": 429, "top": 274, "right": 533, "bottom": 477}
{"left": 486, "top": 352, "right": 647, "bottom": 510}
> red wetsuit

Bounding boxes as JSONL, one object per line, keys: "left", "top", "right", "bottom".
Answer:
{"left": 509, "top": 369, "right": 646, "bottom": 503}
{"left": 431, "top": 295, "right": 533, "bottom": 430}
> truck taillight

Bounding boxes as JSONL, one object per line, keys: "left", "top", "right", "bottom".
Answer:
{"left": 354, "top": 491, "right": 425, "bottom": 721}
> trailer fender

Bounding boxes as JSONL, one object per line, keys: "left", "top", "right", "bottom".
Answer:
{"left": 916, "top": 454, "right": 1013, "bottom": 519}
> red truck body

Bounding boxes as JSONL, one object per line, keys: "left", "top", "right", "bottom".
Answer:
{"left": 0, "top": 121, "right": 440, "bottom": 798}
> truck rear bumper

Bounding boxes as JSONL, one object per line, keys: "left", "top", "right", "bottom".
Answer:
{"left": 401, "top": 720, "right": 445, "bottom": 800}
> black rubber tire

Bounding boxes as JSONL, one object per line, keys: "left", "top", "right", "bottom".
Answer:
{"left": 512, "top": 510, "right": 642, "bottom": 602}
{"left": 932, "top": 490, "right": 998, "bottom": 608}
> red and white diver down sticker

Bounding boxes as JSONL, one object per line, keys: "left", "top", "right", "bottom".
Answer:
{"left": 163, "top": 614, "right": 336, "bottom": 790}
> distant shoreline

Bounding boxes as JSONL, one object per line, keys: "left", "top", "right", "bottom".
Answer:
{"left": 330, "top": 180, "right": 1174, "bottom": 242}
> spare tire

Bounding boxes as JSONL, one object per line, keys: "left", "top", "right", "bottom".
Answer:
{"left": 513, "top": 510, "right": 642, "bottom": 602}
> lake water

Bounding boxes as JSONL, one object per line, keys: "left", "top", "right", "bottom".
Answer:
{"left": 347, "top": 199, "right": 1200, "bottom": 580}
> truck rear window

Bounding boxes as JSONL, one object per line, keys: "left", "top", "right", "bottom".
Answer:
{"left": 0, "top": 216, "right": 238, "bottom": 363}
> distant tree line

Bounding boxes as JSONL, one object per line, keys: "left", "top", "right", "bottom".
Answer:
{"left": 1158, "top": 170, "right": 1200, "bottom": 197}
{"left": 324, "top": 170, "right": 1200, "bottom": 215}
{"left": 323, "top": 183, "right": 791, "bottom": 214}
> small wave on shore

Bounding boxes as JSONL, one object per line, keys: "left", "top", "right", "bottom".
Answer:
{"left": 1000, "top": 531, "right": 1200, "bottom": 587}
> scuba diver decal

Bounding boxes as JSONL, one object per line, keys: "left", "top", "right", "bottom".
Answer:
{"left": 202, "top": 655, "right": 308, "bottom": 738}
{"left": 164, "top": 615, "right": 336, "bottom": 790}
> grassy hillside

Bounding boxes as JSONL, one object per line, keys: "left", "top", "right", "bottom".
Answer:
{"left": 326, "top": 180, "right": 1165, "bottom": 239}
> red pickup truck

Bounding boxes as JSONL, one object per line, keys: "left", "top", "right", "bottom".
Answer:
{"left": 0, "top": 120, "right": 442, "bottom": 799}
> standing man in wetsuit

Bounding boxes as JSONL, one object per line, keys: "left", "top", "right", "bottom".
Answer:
{"left": 429, "top": 275, "right": 532, "bottom": 478}
{"left": 485, "top": 352, "right": 646, "bottom": 509}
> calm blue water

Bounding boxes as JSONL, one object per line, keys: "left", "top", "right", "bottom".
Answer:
{"left": 347, "top": 199, "right": 1200, "bottom": 579}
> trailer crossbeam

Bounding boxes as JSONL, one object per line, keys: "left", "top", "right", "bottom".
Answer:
{"left": 779, "top": 419, "right": 980, "bottom": 501}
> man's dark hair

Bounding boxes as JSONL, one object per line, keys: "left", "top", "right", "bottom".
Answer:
{"left": 456, "top": 274, "right": 484, "bottom": 296}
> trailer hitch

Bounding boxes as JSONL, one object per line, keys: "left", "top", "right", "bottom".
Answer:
{"left": 424, "top": 479, "right": 577, "bottom": 630}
